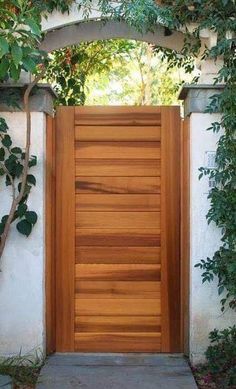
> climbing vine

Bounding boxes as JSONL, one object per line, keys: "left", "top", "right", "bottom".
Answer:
{"left": 0, "top": 0, "right": 235, "bottom": 322}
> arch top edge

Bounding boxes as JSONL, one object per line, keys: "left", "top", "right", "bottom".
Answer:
{"left": 40, "top": 19, "right": 186, "bottom": 53}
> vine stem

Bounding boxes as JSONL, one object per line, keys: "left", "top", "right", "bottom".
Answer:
{"left": 0, "top": 71, "right": 45, "bottom": 261}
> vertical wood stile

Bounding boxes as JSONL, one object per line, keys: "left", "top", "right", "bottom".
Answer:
{"left": 46, "top": 115, "right": 56, "bottom": 354}
{"left": 55, "top": 107, "right": 75, "bottom": 351}
{"left": 161, "top": 106, "right": 181, "bottom": 352}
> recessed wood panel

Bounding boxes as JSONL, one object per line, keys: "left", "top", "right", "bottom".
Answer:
{"left": 75, "top": 176, "right": 161, "bottom": 194}
{"left": 75, "top": 281, "right": 161, "bottom": 299}
{"left": 74, "top": 332, "right": 161, "bottom": 352}
{"left": 76, "top": 211, "right": 160, "bottom": 229}
{"left": 75, "top": 142, "right": 161, "bottom": 159}
{"left": 75, "top": 316, "right": 161, "bottom": 332}
{"left": 76, "top": 194, "right": 160, "bottom": 211}
{"left": 75, "top": 264, "right": 161, "bottom": 281}
{"left": 75, "top": 159, "right": 161, "bottom": 176}
{"left": 76, "top": 228, "right": 161, "bottom": 246}
{"left": 75, "top": 125, "right": 161, "bottom": 141}
{"left": 75, "top": 246, "right": 161, "bottom": 264}
{"left": 75, "top": 299, "right": 161, "bottom": 316}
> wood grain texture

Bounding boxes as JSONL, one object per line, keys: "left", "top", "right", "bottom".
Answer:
{"left": 76, "top": 159, "right": 161, "bottom": 177}
{"left": 75, "top": 125, "right": 161, "bottom": 141}
{"left": 76, "top": 211, "right": 161, "bottom": 229}
{"left": 76, "top": 228, "right": 161, "bottom": 246}
{"left": 75, "top": 264, "right": 161, "bottom": 281}
{"left": 76, "top": 194, "right": 160, "bottom": 211}
{"left": 74, "top": 332, "right": 161, "bottom": 352}
{"left": 75, "top": 246, "right": 161, "bottom": 264}
{"left": 75, "top": 142, "right": 161, "bottom": 159}
{"left": 54, "top": 105, "right": 182, "bottom": 353}
{"left": 46, "top": 115, "right": 56, "bottom": 355}
{"left": 75, "top": 281, "right": 161, "bottom": 299}
{"left": 75, "top": 299, "right": 161, "bottom": 316}
{"left": 160, "top": 106, "right": 181, "bottom": 352}
{"left": 75, "top": 176, "right": 161, "bottom": 194}
{"left": 55, "top": 107, "right": 75, "bottom": 352}
{"left": 75, "top": 106, "right": 161, "bottom": 126}
{"left": 75, "top": 316, "right": 161, "bottom": 332}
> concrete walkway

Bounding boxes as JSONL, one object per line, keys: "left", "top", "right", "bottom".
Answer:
{"left": 36, "top": 353, "right": 198, "bottom": 389}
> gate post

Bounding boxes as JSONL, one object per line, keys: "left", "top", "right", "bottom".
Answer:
{"left": 0, "top": 84, "right": 56, "bottom": 357}
{"left": 179, "top": 84, "right": 235, "bottom": 364}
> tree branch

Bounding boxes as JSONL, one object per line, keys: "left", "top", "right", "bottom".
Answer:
{"left": 0, "top": 70, "right": 45, "bottom": 262}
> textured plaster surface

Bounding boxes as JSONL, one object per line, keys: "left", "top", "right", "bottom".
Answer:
{"left": 189, "top": 113, "right": 235, "bottom": 364}
{"left": 0, "top": 112, "right": 46, "bottom": 356}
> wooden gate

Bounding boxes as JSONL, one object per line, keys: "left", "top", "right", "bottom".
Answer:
{"left": 54, "top": 106, "right": 181, "bottom": 353}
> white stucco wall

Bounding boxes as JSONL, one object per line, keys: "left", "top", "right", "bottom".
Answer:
{"left": 0, "top": 112, "right": 46, "bottom": 357}
{"left": 189, "top": 113, "right": 235, "bottom": 364}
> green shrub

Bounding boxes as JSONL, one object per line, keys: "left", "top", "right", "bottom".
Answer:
{"left": 205, "top": 326, "right": 236, "bottom": 387}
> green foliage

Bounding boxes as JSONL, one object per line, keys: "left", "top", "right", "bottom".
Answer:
{"left": 45, "top": 40, "right": 135, "bottom": 105}
{"left": 85, "top": 41, "right": 194, "bottom": 105}
{"left": 205, "top": 327, "right": 236, "bottom": 387}
{"left": 0, "top": 352, "right": 43, "bottom": 386}
{"left": 0, "top": 0, "right": 46, "bottom": 82}
{"left": 0, "top": 118, "right": 38, "bottom": 239}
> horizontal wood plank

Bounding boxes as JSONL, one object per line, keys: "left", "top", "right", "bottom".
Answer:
{"left": 75, "top": 264, "right": 161, "bottom": 281}
{"left": 74, "top": 332, "right": 161, "bottom": 352}
{"left": 76, "top": 228, "right": 160, "bottom": 246}
{"left": 75, "top": 159, "right": 161, "bottom": 176}
{"left": 75, "top": 176, "right": 161, "bottom": 194}
{"left": 75, "top": 315, "right": 161, "bottom": 332}
{"left": 75, "top": 299, "right": 161, "bottom": 316}
{"left": 75, "top": 106, "right": 161, "bottom": 126}
{"left": 75, "top": 126, "right": 161, "bottom": 141}
{"left": 75, "top": 142, "right": 161, "bottom": 159}
{"left": 75, "top": 246, "right": 161, "bottom": 264}
{"left": 76, "top": 194, "right": 160, "bottom": 211}
{"left": 76, "top": 211, "right": 160, "bottom": 229}
{"left": 75, "top": 281, "right": 161, "bottom": 299}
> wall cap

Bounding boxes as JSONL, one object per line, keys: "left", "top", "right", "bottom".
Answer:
{"left": 179, "top": 84, "right": 225, "bottom": 116}
{"left": 0, "top": 83, "right": 57, "bottom": 116}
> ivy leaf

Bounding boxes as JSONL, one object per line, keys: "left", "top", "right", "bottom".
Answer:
{"left": 11, "top": 43, "right": 23, "bottom": 66}
{"left": 17, "top": 203, "right": 28, "bottom": 218}
{"left": 0, "top": 36, "right": 9, "bottom": 58}
{"left": 0, "top": 222, "right": 5, "bottom": 235}
{"left": 2, "top": 135, "right": 12, "bottom": 148}
{"left": 1, "top": 215, "right": 9, "bottom": 225}
{"left": 25, "top": 211, "right": 38, "bottom": 225}
{"left": 16, "top": 219, "right": 32, "bottom": 237}
{"left": 28, "top": 156, "right": 37, "bottom": 168}
{"left": 0, "top": 147, "right": 5, "bottom": 161}
{"left": 5, "top": 175, "right": 11, "bottom": 186}
{"left": 27, "top": 174, "right": 36, "bottom": 186}
{"left": 15, "top": 163, "right": 23, "bottom": 178}
{"left": 11, "top": 147, "right": 22, "bottom": 155}
{"left": 0, "top": 118, "right": 8, "bottom": 133}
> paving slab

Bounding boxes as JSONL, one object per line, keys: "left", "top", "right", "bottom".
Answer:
{"left": 37, "top": 354, "right": 197, "bottom": 389}
{"left": 0, "top": 375, "right": 12, "bottom": 388}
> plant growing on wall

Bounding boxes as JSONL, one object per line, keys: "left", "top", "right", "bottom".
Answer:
{"left": 0, "top": 1, "right": 46, "bottom": 260}
{"left": 0, "top": 5, "right": 235, "bottom": 374}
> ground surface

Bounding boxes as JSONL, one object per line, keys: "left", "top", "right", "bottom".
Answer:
{"left": 36, "top": 353, "right": 197, "bottom": 389}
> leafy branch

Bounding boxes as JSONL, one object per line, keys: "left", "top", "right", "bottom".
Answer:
{"left": 0, "top": 71, "right": 44, "bottom": 261}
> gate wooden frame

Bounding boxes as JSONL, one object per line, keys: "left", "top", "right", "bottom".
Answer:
{"left": 45, "top": 106, "right": 190, "bottom": 354}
